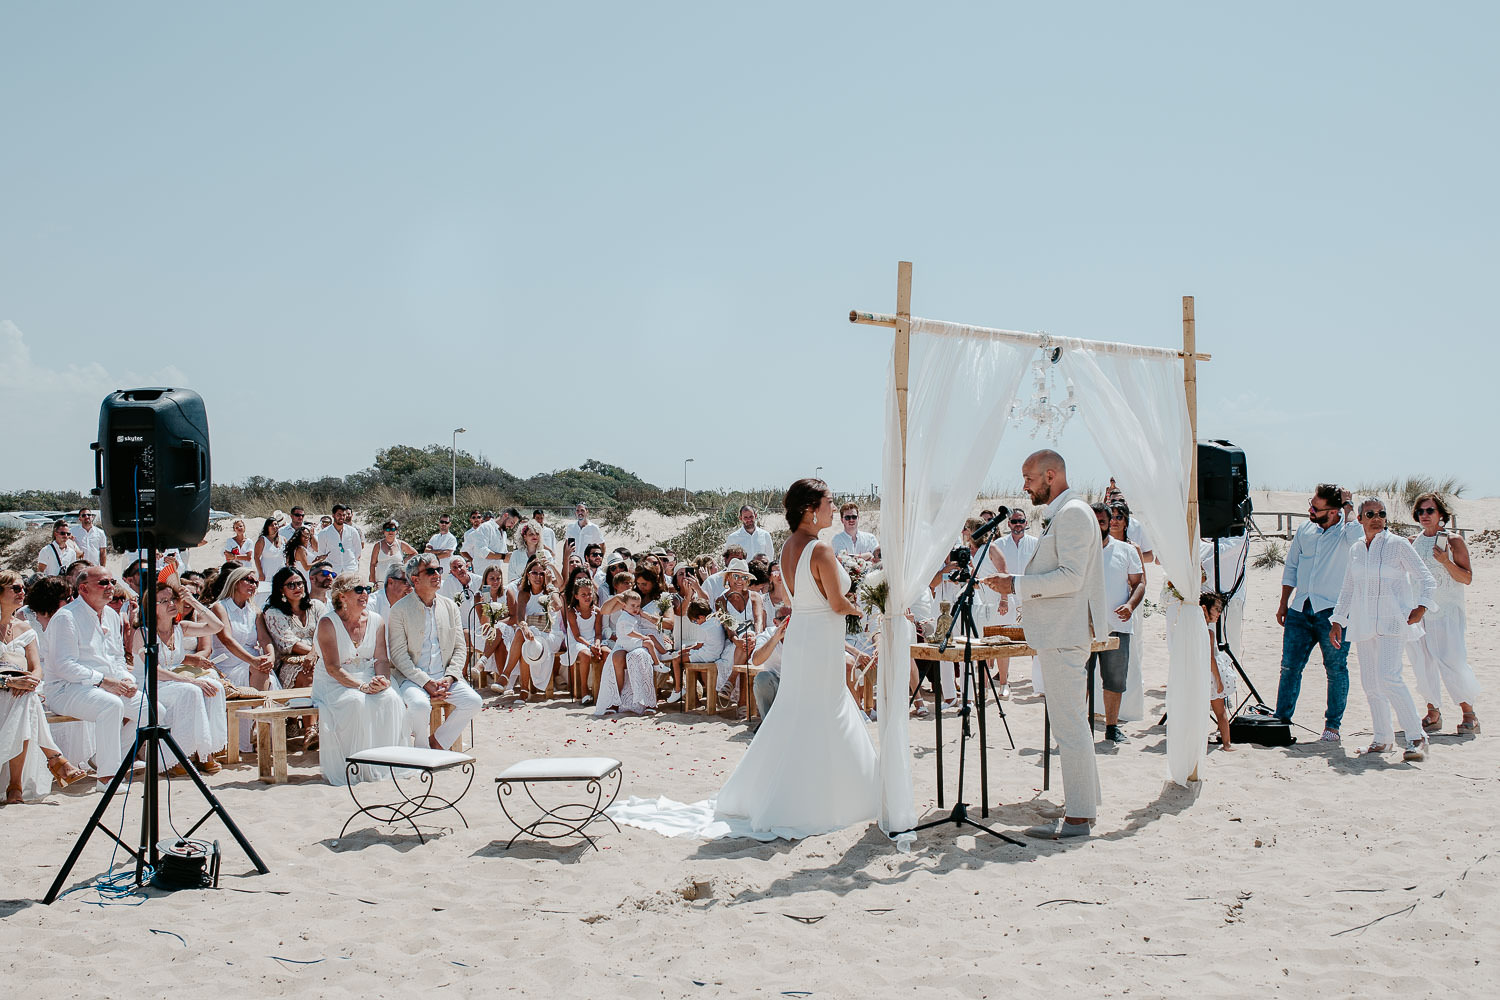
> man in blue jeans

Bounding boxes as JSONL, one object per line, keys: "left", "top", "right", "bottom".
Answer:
{"left": 1275, "top": 484, "right": 1360, "bottom": 742}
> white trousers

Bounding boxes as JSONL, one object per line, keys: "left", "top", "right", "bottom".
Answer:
{"left": 396, "top": 677, "right": 482, "bottom": 749}
{"left": 1409, "top": 611, "right": 1481, "bottom": 709}
{"left": 1038, "top": 646, "right": 1101, "bottom": 820}
{"left": 44, "top": 681, "right": 146, "bottom": 778}
{"left": 1354, "top": 636, "right": 1425, "bottom": 747}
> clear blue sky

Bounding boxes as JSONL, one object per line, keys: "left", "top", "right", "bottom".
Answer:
{"left": 3, "top": 3, "right": 1495, "bottom": 500}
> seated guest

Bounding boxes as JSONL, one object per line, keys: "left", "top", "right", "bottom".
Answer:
{"left": 749, "top": 605, "right": 793, "bottom": 725}
{"left": 700, "top": 546, "right": 746, "bottom": 605}
{"left": 715, "top": 559, "right": 761, "bottom": 701}
{"left": 371, "top": 564, "right": 412, "bottom": 620}
{"left": 209, "top": 566, "right": 277, "bottom": 758}
{"left": 386, "top": 556, "right": 482, "bottom": 749}
{"left": 503, "top": 555, "right": 564, "bottom": 697}
{"left": 308, "top": 560, "right": 336, "bottom": 607}
{"left": 129, "top": 581, "right": 229, "bottom": 775}
{"left": 595, "top": 590, "right": 659, "bottom": 717}
{"left": 41, "top": 566, "right": 149, "bottom": 790}
{"left": 439, "top": 556, "right": 479, "bottom": 625}
{"left": 560, "top": 575, "right": 607, "bottom": 705}
{"left": 264, "top": 567, "right": 325, "bottom": 691}
{"left": 1, "top": 570, "right": 90, "bottom": 802}
{"left": 313, "top": 573, "right": 406, "bottom": 784}
{"left": 468, "top": 566, "right": 511, "bottom": 687}
{"left": 675, "top": 597, "right": 732, "bottom": 707}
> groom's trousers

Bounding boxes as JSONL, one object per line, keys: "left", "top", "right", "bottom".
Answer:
{"left": 1037, "top": 645, "right": 1101, "bottom": 820}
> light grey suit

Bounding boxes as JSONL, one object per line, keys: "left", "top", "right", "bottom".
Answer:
{"left": 1015, "top": 490, "right": 1107, "bottom": 820}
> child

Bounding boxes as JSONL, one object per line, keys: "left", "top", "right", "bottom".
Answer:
{"left": 676, "top": 598, "right": 730, "bottom": 706}
{"left": 1201, "top": 592, "right": 1236, "bottom": 751}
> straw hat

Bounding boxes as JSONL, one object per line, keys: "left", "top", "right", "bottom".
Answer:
{"left": 724, "top": 558, "right": 753, "bottom": 578}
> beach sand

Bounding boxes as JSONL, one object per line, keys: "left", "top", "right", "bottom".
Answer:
{"left": 3, "top": 499, "right": 1495, "bottom": 996}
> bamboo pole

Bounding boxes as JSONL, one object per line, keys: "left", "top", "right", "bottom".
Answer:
{"left": 1183, "top": 294, "right": 1199, "bottom": 784}
{"left": 895, "top": 262, "right": 912, "bottom": 489}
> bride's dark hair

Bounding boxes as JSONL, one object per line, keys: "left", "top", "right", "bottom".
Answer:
{"left": 784, "top": 478, "right": 829, "bottom": 532}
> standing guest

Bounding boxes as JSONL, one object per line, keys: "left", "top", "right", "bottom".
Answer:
{"left": 312, "top": 573, "right": 406, "bottom": 784}
{"left": 457, "top": 511, "right": 490, "bottom": 573}
{"left": 222, "top": 520, "right": 254, "bottom": 566}
{"left": 564, "top": 503, "right": 605, "bottom": 560}
{"left": 493, "top": 509, "right": 523, "bottom": 575}
{"left": 35, "top": 520, "right": 82, "bottom": 577}
{"left": 1329, "top": 499, "right": 1437, "bottom": 761}
{"left": 386, "top": 555, "right": 482, "bottom": 749}
{"left": 1408, "top": 493, "right": 1480, "bottom": 736}
{"left": 830, "top": 503, "right": 879, "bottom": 565}
{"left": 991, "top": 450, "right": 1106, "bottom": 840}
{"left": 1275, "top": 485, "right": 1360, "bottom": 742}
{"left": 513, "top": 522, "right": 562, "bottom": 591}
{"left": 254, "top": 516, "right": 285, "bottom": 582}
{"left": 1087, "top": 504, "right": 1144, "bottom": 744}
{"left": 429, "top": 514, "right": 460, "bottom": 570}
{"left": 1, "top": 571, "right": 90, "bottom": 801}
{"left": 129, "top": 581, "right": 229, "bottom": 775}
{"left": 532, "top": 510, "right": 559, "bottom": 558}
{"left": 263, "top": 568, "right": 324, "bottom": 699}
{"left": 73, "top": 508, "right": 109, "bottom": 567}
{"left": 41, "top": 566, "right": 150, "bottom": 791}
{"left": 278, "top": 507, "right": 308, "bottom": 545}
{"left": 727, "top": 505, "right": 775, "bottom": 562}
{"left": 284, "top": 525, "right": 319, "bottom": 579}
{"left": 1103, "top": 501, "right": 1150, "bottom": 721}
{"left": 368, "top": 519, "right": 417, "bottom": 586}
{"left": 318, "top": 504, "right": 362, "bottom": 577}
{"left": 209, "top": 566, "right": 277, "bottom": 757}
{"left": 1105, "top": 482, "right": 1155, "bottom": 564}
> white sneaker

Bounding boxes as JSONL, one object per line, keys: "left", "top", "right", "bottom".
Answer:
{"left": 581, "top": 695, "right": 594, "bottom": 706}
{"left": 666, "top": 689, "right": 683, "bottom": 705}
{"left": 999, "top": 683, "right": 1011, "bottom": 701}
{"left": 1319, "top": 728, "right": 1341, "bottom": 743}
{"left": 1403, "top": 738, "right": 1428, "bottom": 762}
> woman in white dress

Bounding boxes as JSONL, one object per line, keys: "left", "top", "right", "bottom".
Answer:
{"left": 130, "top": 581, "right": 231, "bottom": 775}
{"left": 560, "top": 573, "right": 608, "bottom": 704}
{"left": 209, "top": 566, "right": 279, "bottom": 755}
{"left": 1408, "top": 492, "right": 1480, "bottom": 736}
{"left": 715, "top": 478, "right": 879, "bottom": 838}
{"left": 503, "top": 556, "right": 563, "bottom": 697}
{"left": 1, "top": 571, "right": 90, "bottom": 802}
{"left": 312, "top": 574, "right": 407, "bottom": 785}
{"left": 254, "top": 516, "right": 285, "bottom": 583}
{"left": 1329, "top": 499, "right": 1437, "bottom": 761}
{"left": 367, "top": 520, "right": 417, "bottom": 590}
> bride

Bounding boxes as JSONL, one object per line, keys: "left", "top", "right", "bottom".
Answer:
{"left": 712, "top": 478, "right": 879, "bottom": 838}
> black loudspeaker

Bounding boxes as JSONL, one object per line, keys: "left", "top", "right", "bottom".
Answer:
{"left": 92, "top": 388, "right": 212, "bottom": 550}
{"left": 1198, "top": 439, "right": 1251, "bottom": 538}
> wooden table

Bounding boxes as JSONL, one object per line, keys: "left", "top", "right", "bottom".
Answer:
{"left": 234, "top": 688, "right": 316, "bottom": 784}
{"left": 910, "top": 636, "right": 1119, "bottom": 808}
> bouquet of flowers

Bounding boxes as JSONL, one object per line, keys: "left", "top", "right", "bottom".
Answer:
{"left": 476, "top": 599, "right": 509, "bottom": 627}
{"left": 714, "top": 609, "right": 738, "bottom": 636}
{"left": 858, "top": 568, "right": 888, "bottom": 615}
{"left": 838, "top": 552, "right": 866, "bottom": 591}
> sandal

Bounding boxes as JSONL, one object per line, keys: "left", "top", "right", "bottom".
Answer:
{"left": 47, "top": 755, "right": 91, "bottom": 787}
{"left": 912, "top": 698, "right": 929, "bottom": 718}
{"left": 1363, "top": 743, "right": 1391, "bottom": 755}
{"left": 4, "top": 784, "right": 23, "bottom": 805}
{"left": 1457, "top": 714, "right": 1481, "bottom": 736}
{"left": 1403, "top": 738, "right": 1428, "bottom": 762}
{"left": 1422, "top": 711, "right": 1442, "bottom": 734}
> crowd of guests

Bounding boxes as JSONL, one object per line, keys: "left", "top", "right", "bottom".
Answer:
{"left": 1, "top": 480, "right": 1482, "bottom": 806}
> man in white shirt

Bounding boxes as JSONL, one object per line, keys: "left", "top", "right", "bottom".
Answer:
{"left": 749, "top": 607, "right": 792, "bottom": 725}
{"left": 531, "top": 510, "right": 559, "bottom": 559}
{"left": 43, "top": 566, "right": 149, "bottom": 788}
{"left": 385, "top": 553, "right": 483, "bottom": 750}
{"left": 429, "top": 514, "right": 461, "bottom": 570}
{"left": 726, "top": 506, "right": 775, "bottom": 562}
{"left": 317, "top": 504, "right": 362, "bottom": 577}
{"left": 830, "top": 503, "right": 879, "bottom": 564}
{"left": 73, "top": 508, "right": 109, "bottom": 566}
{"left": 35, "top": 520, "right": 84, "bottom": 576}
{"left": 1087, "top": 503, "right": 1144, "bottom": 743}
{"left": 564, "top": 503, "right": 605, "bottom": 557}
{"left": 439, "top": 557, "right": 479, "bottom": 630}
{"left": 278, "top": 507, "right": 307, "bottom": 545}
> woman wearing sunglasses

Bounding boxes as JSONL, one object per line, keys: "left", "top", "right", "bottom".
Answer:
{"left": 1329, "top": 499, "right": 1437, "bottom": 761}
{"left": 129, "top": 580, "right": 230, "bottom": 776}
{"left": 313, "top": 573, "right": 405, "bottom": 784}
{"left": 1408, "top": 492, "right": 1480, "bottom": 736}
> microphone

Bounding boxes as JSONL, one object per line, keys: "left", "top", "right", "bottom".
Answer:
{"left": 971, "top": 506, "right": 1011, "bottom": 545}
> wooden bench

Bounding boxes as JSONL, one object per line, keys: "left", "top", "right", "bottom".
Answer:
{"left": 681, "top": 661, "right": 719, "bottom": 714}
{"left": 45, "top": 713, "right": 81, "bottom": 726}
{"left": 237, "top": 702, "right": 319, "bottom": 784}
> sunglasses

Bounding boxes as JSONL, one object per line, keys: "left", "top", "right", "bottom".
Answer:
{"left": 350, "top": 585, "right": 373, "bottom": 595}
{"left": 94, "top": 578, "right": 116, "bottom": 588}
{"left": 1109, "top": 513, "right": 1127, "bottom": 521}
{"left": 842, "top": 514, "right": 859, "bottom": 521}
{"left": 422, "top": 567, "right": 444, "bottom": 577}
{"left": 8, "top": 583, "right": 26, "bottom": 595}
{"left": 1362, "top": 510, "right": 1387, "bottom": 519}
{"left": 107, "top": 596, "right": 126, "bottom": 605}
{"left": 285, "top": 580, "right": 306, "bottom": 590}
{"left": 1414, "top": 506, "right": 1438, "bottom": 516}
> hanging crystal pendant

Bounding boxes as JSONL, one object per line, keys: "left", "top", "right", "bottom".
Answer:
{"left": 1008, "top": 342, "right": 1078, "bottom": 442}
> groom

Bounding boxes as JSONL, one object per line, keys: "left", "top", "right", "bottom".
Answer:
{"left": 991, "top": 449, "right": 1107, "bottom": 839}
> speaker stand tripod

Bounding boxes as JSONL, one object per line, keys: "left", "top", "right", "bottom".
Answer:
{"left": 44, "top": 550, "right": 268, "bottom": 903}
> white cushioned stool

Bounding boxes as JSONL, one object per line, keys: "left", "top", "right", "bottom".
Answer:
{"left": 495, "top": 757, "right": 623, "bottom": 851}
{"left": 337, "top": 745, "right": 477, "bottom": 845}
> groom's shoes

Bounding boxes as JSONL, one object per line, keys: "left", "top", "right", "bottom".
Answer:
{"left": 1023, "top": 818, "right": 1092, "bottom": 840}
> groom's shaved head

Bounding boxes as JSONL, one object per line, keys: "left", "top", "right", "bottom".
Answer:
{"left": 1025, "top": 450, "right": 1066, "bottom": 476}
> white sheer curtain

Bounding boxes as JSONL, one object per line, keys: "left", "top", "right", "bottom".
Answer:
{"left": 876, "top": 324, "right": 1029, "bottom": 832}
{"left": 1059, "top": 348, "right": 1209, "bottom": 784}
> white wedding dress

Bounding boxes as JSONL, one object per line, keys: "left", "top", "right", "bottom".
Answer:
{"left": 610, "top": 541, "right": 879, "bottom": 841}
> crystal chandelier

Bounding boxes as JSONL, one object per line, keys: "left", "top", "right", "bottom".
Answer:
{"left": 1009, "top": 343, "right": 1078, "bottom": 442}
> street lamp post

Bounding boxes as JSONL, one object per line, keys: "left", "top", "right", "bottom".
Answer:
{"left": 683, "top": 458, "right": 694, "bottom": 506}
{"left": 815, "top": 466, "right": 823, "bottom": 481}
{"left": 451, "top": 427, "right": 467, "bottom": 505}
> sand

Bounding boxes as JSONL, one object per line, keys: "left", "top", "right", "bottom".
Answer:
{"left": 3, "top": 503, "right": 1495, "bottom": 997}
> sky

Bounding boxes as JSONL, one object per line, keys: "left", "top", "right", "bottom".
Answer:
{"left": 3, "top": 3, "right": 1496, "bottom": 502}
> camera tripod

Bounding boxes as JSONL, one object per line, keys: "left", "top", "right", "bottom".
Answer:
{"left": 44, "top": 549, "right": 267, "bottom": 903}
{"left": 908, "top": 532, "right": 1024, "bottom": 847}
